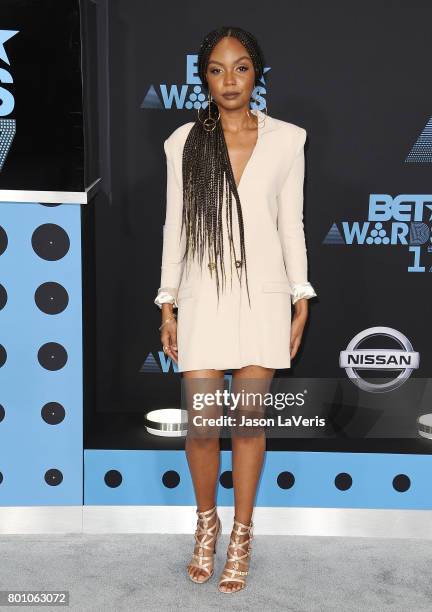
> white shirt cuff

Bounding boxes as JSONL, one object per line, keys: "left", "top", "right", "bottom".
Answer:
{"left": 291, "top": 282, "right": 317, "bottom": 304}
{"left": 154, "top": 288, "right": 178, "bottom": 309}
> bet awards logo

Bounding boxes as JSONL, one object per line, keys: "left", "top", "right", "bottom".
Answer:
{"left": 323, "top": 115, "right": 432, "bottom": 273}
{"left": 339, "top": 326, "right": 420, "bottom": 393}
{"left": 324, "top": 194, "right": 432, "bottom": 273}
{"left": 141, "top": 54, "right": 270, "bottom": 111}
{"left": 0, "top": 30, "right": 18, "bottom": 171}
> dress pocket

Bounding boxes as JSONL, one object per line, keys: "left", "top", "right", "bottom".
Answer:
{"left": 261, "top": 280, "right": 292, "bottom": 294}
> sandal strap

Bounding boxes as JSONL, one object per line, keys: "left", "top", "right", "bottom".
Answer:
{"left": 193, "top": 512, "right": 220, "bottom": 551}
{"left": 218, "top": 565, "right": 249, "bottom": 586}
{"left": 218, "top": 518, "right": 253, "bottom": 589}
{"left": 218, "top": 576, "right": 247, "bottom": 586}
{"left": 196, "top": 505, "right": 217, "bottom": 519}
{"left": 188, "top": 562, "right": 212, "bottom": 576}
{"left": 189, "top": 509, "right": 221, "bottom": 577}
{"left": 189, "top": 553, "right": 214, "bottom": 575}
{"left": 233, "top": 517, "right": 254, "bottom": 534}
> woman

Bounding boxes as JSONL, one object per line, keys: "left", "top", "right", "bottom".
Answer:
{"left": 154, "top": 26, "right": 317, "bottom": 593}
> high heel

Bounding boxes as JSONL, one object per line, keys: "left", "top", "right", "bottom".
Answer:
{"left": 187, "top": 505, "right": 222, "bottom": 583}
{"left": 218, "top": 517, "right": 253, "bottom": 593}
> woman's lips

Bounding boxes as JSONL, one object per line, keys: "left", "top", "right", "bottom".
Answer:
{"left": 222, "top": 92, "right": 240, "bottom": 99}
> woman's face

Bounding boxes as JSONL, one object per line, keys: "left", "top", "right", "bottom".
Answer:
{"left": 206, "top": 36, "right": 255, "bottom": 111}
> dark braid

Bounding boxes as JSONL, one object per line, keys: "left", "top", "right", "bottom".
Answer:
{"left": 181, "top": 26, "right": 266, "bottom": 309}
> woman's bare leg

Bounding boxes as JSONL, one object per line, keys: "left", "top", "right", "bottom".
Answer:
{"left": 183, "top": 368, "right": 225, "bottom": 581}
{"left": 219, "top": 364, "right": 275, "bottom": 593}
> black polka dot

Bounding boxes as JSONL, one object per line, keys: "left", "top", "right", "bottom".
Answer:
{"left": 277, "top": 471, "right": 295, "bottom": 489}
{"left": 0, "top": 472, "right": 3, "bottom": 484}
{"left": 44, "top": 469, "right": 63, "bottom": 486}
{"left": 0, "top": 345, "right": 6, "bottom": 368}
{"left": 393, "top": 474, "right": 410, "bottom": 492}
{"left": 41, "top": 402, "right": 65, "bottom": 425}
{"left": 40, "top": 202, "right": 61, "bottom": 207}
{"left": 31, "top": 224, "right": 70, "bottom": 261}
{"left": 35, "top": 282, "right": 69, "bottom": 314}
{"left": 162, "top": 470, "right": 180, "bottom": 488}
{"left": 104, "top": 470, "right": 122, "bottom": 488}
{"left": 0, "top": 404, "right": 4, "bottom": 422}
{"left": 219, "top": 470, "right": 233, "bottom": 488}
{"left": 0, "top": 226, "right": 7, "bottom": 256}
{"left": 0, "top": 284, "right": 7, "bottom": 310}
{"left": 335, "top": 472, "right": 352, "bottom": 491}
{"left": 37, "top": 342, "right": 68, "bottom": 370}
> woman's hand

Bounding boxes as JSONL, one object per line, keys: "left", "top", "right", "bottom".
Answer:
{"left": 160, "top": 305, "right": 178, "bottom": 364}
{"left": 290, "top": 299, "right": 308, "bottom": 360}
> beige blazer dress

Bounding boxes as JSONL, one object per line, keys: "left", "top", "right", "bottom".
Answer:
{"left": 154, "top": 108, "right": 317, "bottom": 372}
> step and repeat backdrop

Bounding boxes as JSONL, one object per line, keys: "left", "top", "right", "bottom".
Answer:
{"left": 1, "top": 0, "right": 432, "bottom": 513}
{"left": 85, "top": 0, "right": 432, "bottom": 508}
{"left": 90, "top": 0, "right": 432, "bottom": 435}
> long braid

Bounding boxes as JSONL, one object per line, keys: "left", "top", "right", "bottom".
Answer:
{"left": 181, "top": 26, "right": 266, "bottom": 309}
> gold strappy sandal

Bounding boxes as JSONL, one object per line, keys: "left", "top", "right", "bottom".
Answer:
{"left": 187, "top": 505, "right": 222, "bottom": 584}
{"left": 218, "top": 517, "right": 254, "bottom": 593}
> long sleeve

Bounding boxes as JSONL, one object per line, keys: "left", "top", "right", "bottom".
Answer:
{"left": 154, "top": 136, "right": 186, "bottom": 309}
{"left": 277, "top": 128, "right": 317, "bottom": 305}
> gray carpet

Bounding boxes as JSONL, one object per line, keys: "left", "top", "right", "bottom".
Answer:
{"left": 1, "top": 533, "right": 431, "bottom": 611}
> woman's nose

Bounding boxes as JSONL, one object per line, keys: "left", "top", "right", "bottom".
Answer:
{"left": 223, "top": 72, "right": 236, "bottom": 86}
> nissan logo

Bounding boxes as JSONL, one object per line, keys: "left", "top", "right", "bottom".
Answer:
{"left": 339, "top": 326, "right": 420, "bottom": 392}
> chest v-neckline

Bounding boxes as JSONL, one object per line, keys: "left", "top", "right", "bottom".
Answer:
{"left": 226, "top": 110, "right": 262, "bottom": 191}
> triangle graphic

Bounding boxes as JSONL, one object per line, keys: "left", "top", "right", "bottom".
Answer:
{"left": 140, "top": 352, "right": 161, "bottom": 373}
{"left": 141, "top": 85, "right": 163, "bottom": 109}
{"left": 323, "top": 222, "right": 345, "bottom": 244}
{"left": 405, "top": 116, "right": 432, "bottom": 162}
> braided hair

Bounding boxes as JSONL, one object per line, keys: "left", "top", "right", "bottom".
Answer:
{"left": 181, "top": 26, "right": 266, "bottom": 308}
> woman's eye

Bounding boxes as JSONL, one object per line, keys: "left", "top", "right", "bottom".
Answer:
{"left": 209, "top": 66, "right": 249, "bottom": 75}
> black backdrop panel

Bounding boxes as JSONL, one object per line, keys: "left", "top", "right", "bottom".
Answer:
{"left": 0, "top": 0, "right": 89, "bottom": 191}
{"left": 87, "top": 0, "right": 432, "bottom": 452}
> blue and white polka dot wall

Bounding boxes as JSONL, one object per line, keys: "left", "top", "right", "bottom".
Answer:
{"left": 84, "top": 449, "right": 432, "bottom": 510}
{"left": 0, "top": 201, "right": 83, "bottom": 506}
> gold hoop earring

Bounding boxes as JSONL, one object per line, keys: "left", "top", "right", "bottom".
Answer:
{"left": 197, "top": 91, "right": 220, "bottom": 132}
